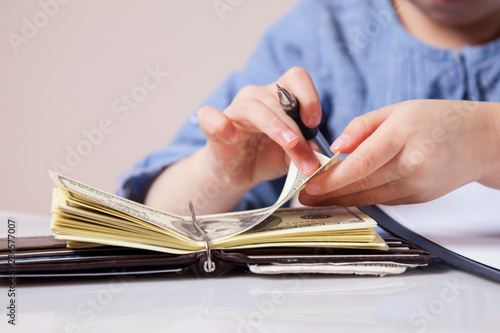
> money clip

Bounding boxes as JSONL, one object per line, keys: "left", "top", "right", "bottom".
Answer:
{"left": 188, "top": 201, "right": 216, "bottom": 273}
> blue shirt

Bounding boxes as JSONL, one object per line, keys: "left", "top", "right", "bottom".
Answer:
{"left": 117, "top": 0, "right": 500, "bottom": 211}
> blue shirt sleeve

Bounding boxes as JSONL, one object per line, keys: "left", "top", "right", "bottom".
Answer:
{"left": 116, "top": 0, "right": 327, "bottom": 210}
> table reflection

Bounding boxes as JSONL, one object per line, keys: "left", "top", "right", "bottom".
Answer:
{"left": 2, "top": 260, "right": 498, "bottom": 333}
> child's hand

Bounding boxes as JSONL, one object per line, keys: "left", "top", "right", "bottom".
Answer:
{"left": 196, "top": 67, "right": 322, "bottom": 194}
{"left": 146, "top": 67, "right": 324, "bottom": 215}
{"left": 300, "top": 100, "right": 500, "bottom": 206}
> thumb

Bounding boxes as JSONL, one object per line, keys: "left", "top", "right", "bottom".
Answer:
{"left": 330, "top": 106, "right": 393, "bottom": 154}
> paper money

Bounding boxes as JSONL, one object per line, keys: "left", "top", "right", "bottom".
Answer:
{"left": 212, "top": 206, "right": 388, "bottom": 250}
{"left": 50, "top": 152, "right": 339, "bottom": 243}
{"left": 194, "top": 152, "right": 339, "bottom": 241}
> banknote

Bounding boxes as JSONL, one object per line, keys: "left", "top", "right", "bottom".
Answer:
{"left": 212, "top": 206, "right": 387, "bottom": 250}
{"left": 49, "top": 152, "right": 339, "bottom": 243}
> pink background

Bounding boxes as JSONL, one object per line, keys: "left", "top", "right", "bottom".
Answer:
{"left": 0, "top": 0, "right": 300, "bottom": 214}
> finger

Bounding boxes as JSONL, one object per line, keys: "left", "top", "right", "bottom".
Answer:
{"left": 276, "top": 67, "right": 322, "bottom": 128}
{"left": 197, "top": 105, "right": 238, "bottom": 144}
{"left": 330, "top": 106, "right": 393, "bottom": 153}
{"left": 226, "top": 98, "right": 319, "bottom": 175}
{"left": 305, "top": 120, "right": 404, "bottom": 194}
{"left": 233, "top": 69, "right": 321, "bottom": 147}
{"left": 308, "top": 141, "right": 319, "bottom": 152}
{"left": 308, "top": 150, "right": 408, "bottom": 198}
{"left": 300, "top": 181, "right": 411, "bottom": 207}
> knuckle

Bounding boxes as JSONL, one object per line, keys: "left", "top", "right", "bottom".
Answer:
{"left": 397, "top": 157, "right": 417, "bottom": 178}
{"left": 354, "top": 176, "right": 372, "bottom": 191}
{"left": 350, "top": 114, "right": 371, "bottom": 133}
{"left": 353, "top": 154, "right": 374, "bottom": 176}
{"left": 236, "top": 98, "right": 262, "bottom": 113}
{"left": 324, "top": 174, "right": 336, "bottom": 192}
{"left": 236, "top": 85, "right": 260, "bottom": 99}
{"left": 383, "top": 170, "right": 399, "bottom": 183}
{"left": 286, "top": 66, "right": 308, "bottom": 79}
{"left": 399, "top": 99, "right": 418, "bottom": 111}
{"left": 356, "top": 190, "right": 377, "bottom": 206}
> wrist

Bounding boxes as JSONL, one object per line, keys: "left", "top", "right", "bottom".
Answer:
{"left": 195, "top": 147, "right": 254, "bottom": 198}
{"left": 477, "top": 102, "right": 500, "bottom": 188}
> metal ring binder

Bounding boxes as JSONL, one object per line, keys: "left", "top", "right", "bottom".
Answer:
{"left": 188, "top": 201, "right": 216, "bottom": 273}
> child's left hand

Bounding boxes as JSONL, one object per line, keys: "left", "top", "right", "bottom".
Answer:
{"left": 299, "top": 99, "right": 500, "bottom": 206}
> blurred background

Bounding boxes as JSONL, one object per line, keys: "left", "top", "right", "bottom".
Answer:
{"left": 0, "top": 0, "right": 300, "bottom": 215}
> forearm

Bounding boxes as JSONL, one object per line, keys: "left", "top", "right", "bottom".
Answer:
{"left": 144, "top": 148, "right": 250, "bottom": 216}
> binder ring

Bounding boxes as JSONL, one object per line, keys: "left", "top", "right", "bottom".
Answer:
{"left": 189, "top": 201, "right": 216, "bottom": 273}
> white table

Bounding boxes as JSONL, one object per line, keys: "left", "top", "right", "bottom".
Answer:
{"left": 1, "top": 210, "right": 499, "bottom": 333}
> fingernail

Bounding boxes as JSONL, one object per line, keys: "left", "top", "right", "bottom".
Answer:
{"left": 305, "top": 183, "right": 321, "bottom": 195}
{"left": 331, "top": 135, "right": 348, "bottom": 151}
{"left": 280, "top": 129, "right": 298, "bottom": 145}
{"left": 300, "top": 155, "right": 318, "bottom": 174}
{"left": 307, "top": 113, "right": 321, "bottom": 127}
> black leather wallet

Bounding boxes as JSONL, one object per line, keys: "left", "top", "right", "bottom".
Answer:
{"left": 0, "top": 234, "right": 435, "bottom": 278}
